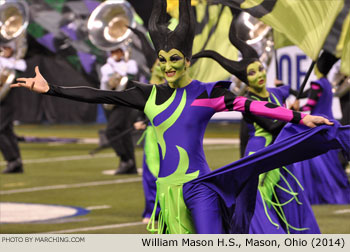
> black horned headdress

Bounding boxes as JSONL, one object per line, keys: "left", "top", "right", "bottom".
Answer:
{"left": 148, "top": 0, "right": 195, "bottom": 60}
{"left": 192, "top": 17, "right": 259, "bottom": 85}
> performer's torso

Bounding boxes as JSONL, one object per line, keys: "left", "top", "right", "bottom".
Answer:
{"left": 244, "top": 86, "right": 288, "bottom": 154}
{"left": 144, "top": 80, "right": 227, "bottom": 178}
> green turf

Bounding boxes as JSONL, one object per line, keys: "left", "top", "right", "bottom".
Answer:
{"left": 11, "top": 124, "right": 106, "bottom": 138}
{"left": 12, "top": 122, "right": 241, "bottom": 139}
{"left": 0, "top": 123, "right": 349, "bottom": 234}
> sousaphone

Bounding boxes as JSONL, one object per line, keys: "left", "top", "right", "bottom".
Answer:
{"left": 0, "top": 0, "right": 29, "bottom": 101}
{"left": 87, "top": 0, "right": 136, "bottom": 52}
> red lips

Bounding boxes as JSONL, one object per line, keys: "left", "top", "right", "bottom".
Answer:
{"left": 166, "top": 71, "right": 176, "bottom": 77}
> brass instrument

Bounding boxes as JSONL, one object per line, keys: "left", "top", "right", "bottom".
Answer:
{"left": 0, "top": 0, "right": 29, "bottom": 43}
{"left": 87, "top": 0, "right": 136, "bottom": 52}
{"left": 333, "top": 73, "right": 350, "bottom": 98}
{"left": 0, "top": 0, "right": 29, "bottom": 101}
{"left": 233, "top": 12, "right": 273, "bottom": 67}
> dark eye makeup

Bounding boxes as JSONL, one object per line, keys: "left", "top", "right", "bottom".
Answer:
{"left": 159, "top": 56, "right": 166, "bottom": 63}
{"left": 248, "top": 70, "right": 256, "bottom": 76}
{"left": 170, "top": 55, "right": 182, "bottom": 62}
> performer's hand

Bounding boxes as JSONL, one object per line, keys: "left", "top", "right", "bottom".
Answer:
{"left": 11, "top": 66, "right": 49, "bottom": 93}
{"left": 302, "top": 115, "right": 333, "bottom": 128}
{"left": 289, "top": 100, "right": 300, "bottom": 111}
{"left": 0, "top": 46, "right": 14, "bottom": 58}
{"left": 274, "top": 79, "right": 283, "bottom": 87}
{"left": 134, "top": 121, "right": 147, "bottom": 130}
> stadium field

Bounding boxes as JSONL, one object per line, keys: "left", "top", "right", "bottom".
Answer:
{"left": 1, "top": 123, "right": 349, "bottom": 234}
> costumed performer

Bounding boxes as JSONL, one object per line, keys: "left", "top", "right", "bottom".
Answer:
{"left": 290, "top": 51, "right": 350, "bottom": 205}
{"left": 192, "top": 18, "right": 320, "bottom": 234}
{"left": 12, "top": 0, "right": 340, "bottom": 234}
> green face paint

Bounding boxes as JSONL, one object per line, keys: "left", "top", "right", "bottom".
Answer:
{"left": 158, "top": 49, "right": 191, "bottom": 87}
{"left": 247, "top": 61, "right": 267, "bottom": 93}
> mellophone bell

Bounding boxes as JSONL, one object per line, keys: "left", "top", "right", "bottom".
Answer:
{"left": 87, "top": 0, "right": 140, "bottom": 175}
{"left": 0, "top": 0, "right": 29, "bottom": 174}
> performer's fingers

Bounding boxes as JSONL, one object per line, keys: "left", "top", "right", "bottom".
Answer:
{"left": 314, "top": 117, "right": 333, "bottom": 126}
{"left": 323, "top": 118, "right": 334, "bottom": 125}
{"left": 30, "top": 81, "right": 35, "bottom": 90}
{"left": 35, "top": 66, "right": 42, "bottom": 77}
{"left": 16, "top": 77, "right": 28, "bottom": 82}
{"left": 10, "top": 83, "right": 22, "bottom": 88}
{"left": 12, "top": 82, "right": 28, "bottom": 87}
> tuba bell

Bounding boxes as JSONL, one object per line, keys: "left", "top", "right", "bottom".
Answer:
{"left": 87, "top": 0, "right": 136, "bottom": 52}
{"left": 0, "top": 0, "right": 29, "bottom": 43}
{"left": 233, "top": 12, "right": 273, "bottom": 66}
{"left": 0, "top": 0, "right": 29, "bottom": 101}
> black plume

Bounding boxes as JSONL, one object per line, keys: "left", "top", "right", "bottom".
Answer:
{"left": 148, "top": 0, "right": 195, "bottom": 60}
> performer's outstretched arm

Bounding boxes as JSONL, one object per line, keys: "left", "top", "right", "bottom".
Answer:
{"left": 244, "top": 113, "right": 286, "bottom": 135}
{"left": 209, "top": 86, "right": 333, "bottom": 128}
{"left": 12, "top": 66, "right": 152, "bottom": 111}
{"left": 300, "top": 82, "right": 323, "bottom": 112}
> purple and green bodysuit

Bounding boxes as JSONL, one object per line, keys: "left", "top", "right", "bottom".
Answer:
{"left": 243, "top": 85, "right": 320, "bottom": 234}
{"left": 141, "top": 123, "right": 160, "bottom": 219}
{"left": 45, "top": 79, "right": 308, "bottom": 233}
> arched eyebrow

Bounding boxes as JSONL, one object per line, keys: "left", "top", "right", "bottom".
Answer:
{"left": 248, "top": 69, "right": 256, "bottom": 75}
{"left": 170, "top": 54, "right": 183, "bottom": 61}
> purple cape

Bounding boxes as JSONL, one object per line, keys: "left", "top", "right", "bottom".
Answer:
{"left": 185, "top": 121, "right": 350, "bottom": 233}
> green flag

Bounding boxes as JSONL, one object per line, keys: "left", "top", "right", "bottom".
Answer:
{"left": 212, "top": 0, "right": 344, "bottom": 60}
{"left": 260, "top": 0, "right": 344, "bottom": 60}
{"left": 339, "top": 12, "right": 350, "bottom": 76}
{"left": 273, "top": 29, "right": 293, "bottom": 50}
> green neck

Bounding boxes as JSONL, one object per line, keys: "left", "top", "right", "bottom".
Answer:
{"left": 248, "top": 86, "right": 269, "bottom": 98}
{"left": 168, "top": 73, "right": 192, "bottom": 89}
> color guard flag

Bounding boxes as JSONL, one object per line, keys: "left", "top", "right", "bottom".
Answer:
{"left": 211, "top": 0, "right": 344, "bottom": 61}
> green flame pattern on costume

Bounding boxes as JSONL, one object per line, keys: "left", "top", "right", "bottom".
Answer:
{"left": 144, "top": 85, "right": 187, "bottom": 159}
{"left": 144, "top": 85, "right": 199, "bottom": 233}
{"left": 249, "top": 93, "right": 307, "bottom": 234}
{"left": 147, "top": 146, "right": 199, "bottom": 234}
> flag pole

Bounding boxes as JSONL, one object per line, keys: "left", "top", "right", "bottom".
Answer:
{"left": 296, "top": 60, "right": 316, "bottom": 99}
{"left": 274, "top": 48, "right": 279, "bottom": 79}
